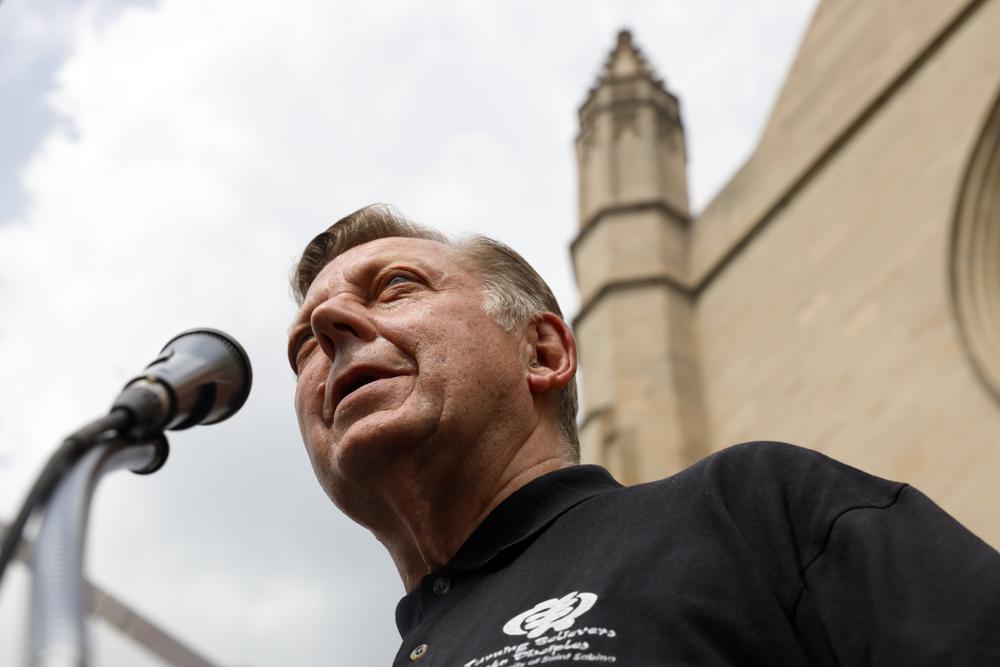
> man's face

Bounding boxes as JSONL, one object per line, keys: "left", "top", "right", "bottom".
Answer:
{"left": 288, "top": 237, "right": 531, "bottom": 505}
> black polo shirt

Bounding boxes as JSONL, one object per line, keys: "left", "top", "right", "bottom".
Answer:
{"left": 393, "top": 442, "right": 1000, "bottom": 666}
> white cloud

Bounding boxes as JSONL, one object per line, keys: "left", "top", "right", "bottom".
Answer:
{"left": 0, "top": 1, "right": 816, "bottom": 664}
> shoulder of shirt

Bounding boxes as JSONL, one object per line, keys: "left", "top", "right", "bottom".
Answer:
{"left": 619, "top": 442, "right": 909, "bottom": 592}
{"left": 630, "top": 440, "right": 905, "bottom": 514}
{"left": 686, "top": 440, "right": 893, "bottom": 481}
{"left": 700, "top": 440, "right": 835, "bottom": 469}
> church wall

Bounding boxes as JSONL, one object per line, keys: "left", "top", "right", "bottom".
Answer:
{"left": 759, "top": 0, "right": 973, "bottom": 159}
{"left": 691, "top": 0, "right": 979, "bottom": 285}
{"left": 694, "top": 0, "right": 1000, "bottom": 546}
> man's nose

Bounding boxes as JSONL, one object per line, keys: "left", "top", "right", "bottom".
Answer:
{"left": 310, "top": 295, "right": 377, "bottom": 359}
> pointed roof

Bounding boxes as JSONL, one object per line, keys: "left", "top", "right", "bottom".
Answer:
{"left": 581, "top": 30, "right": 670, "bottom": 111}
{"left": 608, "top": 30, "right": 659, "bottom": 80}
{"left": 600, "top": 30, "right": 664, "bottom": 84}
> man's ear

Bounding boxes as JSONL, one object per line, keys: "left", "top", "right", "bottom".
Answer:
{"left": 525, "top": 312, "right": 577, "bottom": 396}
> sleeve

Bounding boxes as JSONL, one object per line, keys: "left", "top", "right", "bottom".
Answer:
{"left": 792, "top": 483, "right": 1000, "bottom": 667}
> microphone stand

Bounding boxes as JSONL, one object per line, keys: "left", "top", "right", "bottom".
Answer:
{"left": 28, "top": 433, "right": 168, "bottom": 667}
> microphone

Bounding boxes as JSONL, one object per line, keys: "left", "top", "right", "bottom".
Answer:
{"left": 112, "top": 328, "right": 253, "bottom": 435}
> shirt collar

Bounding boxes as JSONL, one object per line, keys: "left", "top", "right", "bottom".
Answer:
{"left": 395, "top": 464, "right": 620, "bottom": 635}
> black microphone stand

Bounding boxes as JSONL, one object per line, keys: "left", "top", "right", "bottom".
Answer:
{"left": 27, "top": 431, "right": 168, "bottom": 667}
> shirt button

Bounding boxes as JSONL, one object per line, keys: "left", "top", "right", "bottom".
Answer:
{"left": 431, "top": 577, "right": 450, "bottom": 596}
{"left": 409, "top": 643, "right": 429, "bottom": 661}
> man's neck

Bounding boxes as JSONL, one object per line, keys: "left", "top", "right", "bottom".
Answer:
{"left": 373, "top": 424, "right": 570, "bottom": 592}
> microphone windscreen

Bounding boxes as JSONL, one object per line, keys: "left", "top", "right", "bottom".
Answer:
{"left": 146, "top": 328, "right": 253, "bottom": 429}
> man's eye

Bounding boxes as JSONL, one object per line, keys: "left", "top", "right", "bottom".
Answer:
{"left": 375, "top": 271, "right": 420, "bottom": 303}
{"left": 385, "top": 274, "right": 412, "bottom": 288}
{"left": 379, "top": 273, "right": 420, "bottom": 294}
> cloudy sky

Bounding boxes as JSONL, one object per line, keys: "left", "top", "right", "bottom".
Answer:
{"left": 0, "top": 1, "right": 817, "bottom": 664}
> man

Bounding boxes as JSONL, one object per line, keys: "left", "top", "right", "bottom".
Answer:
{"left": 288, "top": 204, "right": 1000, "bottom": 666}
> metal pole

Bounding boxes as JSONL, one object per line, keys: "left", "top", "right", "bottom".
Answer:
{"left": 28, "top": 439, "right": 160, "bottom": 667}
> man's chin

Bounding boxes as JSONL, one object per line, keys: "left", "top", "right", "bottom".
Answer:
{"left": 327, "top": 409, "right": 434, "bottom": 479}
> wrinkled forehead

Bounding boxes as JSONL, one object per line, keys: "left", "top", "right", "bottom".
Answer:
{"left": 290, "top": 236, "right": 473, "bottom": 327}
{"left": 317, "top": 235, "right": 467, "bottom": 284}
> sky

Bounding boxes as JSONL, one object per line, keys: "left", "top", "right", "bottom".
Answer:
{"left": 0, "top": 1, "right": 818, "bottom": 665}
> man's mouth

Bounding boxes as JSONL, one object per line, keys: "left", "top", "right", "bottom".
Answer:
{"left": 341, "top": 373, "right": 381, "bottom": 398}
{"left": 327, "top": 365, "right": 407, "bottom": 420}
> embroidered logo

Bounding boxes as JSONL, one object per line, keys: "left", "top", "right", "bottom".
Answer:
{"left": 502, "top": 591, "right": 599, "bottom": 639}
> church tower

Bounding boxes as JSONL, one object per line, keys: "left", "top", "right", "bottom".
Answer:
{"left": 572, "top": 30, "right": 708, "bottom": 483}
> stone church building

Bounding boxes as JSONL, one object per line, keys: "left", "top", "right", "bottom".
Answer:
{"left": 572, "top": 0, "right": 1000, "bottom": 548}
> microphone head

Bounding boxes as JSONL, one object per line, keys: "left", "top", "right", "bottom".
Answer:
{"left": 139, "top": 328, "right": 253, "bottom": 430}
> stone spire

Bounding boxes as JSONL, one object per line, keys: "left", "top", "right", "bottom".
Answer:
{"left": 604, "top": 29, "right": 661, "bottom": 80}
{"left": 571, "top": 30, "right": 706, "bottom": 485}
{"left": 576, "top": 29, "right": 690, "bottom": 227}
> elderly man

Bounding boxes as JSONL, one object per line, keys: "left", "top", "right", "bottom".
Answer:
{"left": 288, "top": 205, "right": 1000, "bottom": 666}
